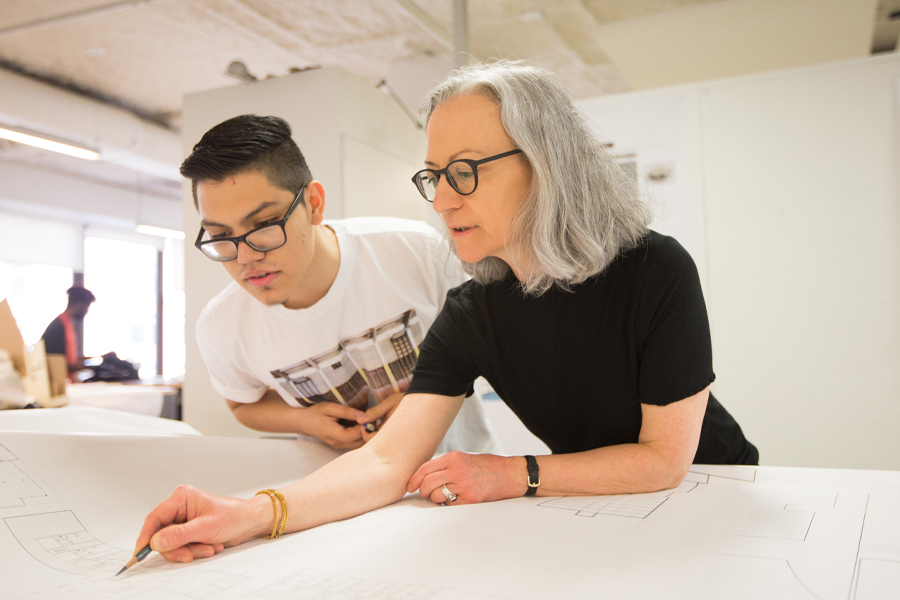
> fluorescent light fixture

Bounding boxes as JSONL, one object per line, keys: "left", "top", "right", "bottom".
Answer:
{"left": 136, "top": 224, "right": 185, "bottom": 240}
{"left": 0, "top": 125, "right": 100, "bottom": 161}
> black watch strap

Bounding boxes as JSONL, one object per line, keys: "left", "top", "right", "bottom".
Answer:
{"left": 524, "top": 455, "right": 540, "bottom": 497}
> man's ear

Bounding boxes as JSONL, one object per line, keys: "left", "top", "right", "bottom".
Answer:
{"left": 306, "top": 181, "right": 326, "bottom": 225}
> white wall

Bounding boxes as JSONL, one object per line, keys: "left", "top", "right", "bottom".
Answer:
{"left": 337, "top": 69, "right": 430, "bottom": 223}
{"left": 0, "top": 161, "right": 181, "bottom": 235}
{"left": 181, "top": 67, "right": 426, "bottom": 437}
{"left": 581, "top": 54, "right": 900, "bottom": 470}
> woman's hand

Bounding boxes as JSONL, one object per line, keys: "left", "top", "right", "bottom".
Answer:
{"left": 407, "top": 452, "right": 525, "bottom": 505}
{"left": 134, "top": 485, "right": 271, "bottom": 564}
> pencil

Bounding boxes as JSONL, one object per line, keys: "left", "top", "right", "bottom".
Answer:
{"left": 116, "top": 544, "right": 152, "bottom": 576}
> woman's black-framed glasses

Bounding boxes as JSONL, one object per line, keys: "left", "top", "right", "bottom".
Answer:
{"left": 411, "top": 148, "right": 523, "bottom": 202}
{"left": 194, "top": 185, "right": 307, "bottom": 262}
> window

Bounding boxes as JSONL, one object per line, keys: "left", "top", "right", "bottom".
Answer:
{"left": 161, "top": 237, "right": 185, "bottom": 378}
{"left": 83, "top": 236, "right": 158, "bottom": 378}
{"left": 0, "top": 261, "right": 74, "bottom": 344}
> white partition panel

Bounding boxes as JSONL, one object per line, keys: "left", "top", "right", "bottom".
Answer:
{"left": 581, "top": 54, "right": 900, "bottom": 470}
{"left": 699, "top": 59, "right": 900, "bottom": 470}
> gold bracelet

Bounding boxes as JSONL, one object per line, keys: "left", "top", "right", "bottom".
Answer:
{"left": 255, "top": 489, "right": 289, "bottom": 539}
{"left": 272, "top": 490, "right": 289, "bottom": 537}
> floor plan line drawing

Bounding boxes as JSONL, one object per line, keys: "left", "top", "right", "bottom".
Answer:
{"left": 537, "top": 494, "right": 671, "bottom": 519}
{"left": 735, "top": 512, "right": 816, "bottom": 542}
{"left": 851, "top": 559, "right": 900, "bottom": 600}
{"left": 0, "top": 443, "right": 60, "bottom": 510}
{"left": 688, "top": 464, "right": 758, "bottom": 482}
{"left": 719, "top": 554, "right": 824, "bottom": 600}
{"left": 848, "top": 494, "right": 873, "bottom": 600}
{"left": 245, "top": 566, "right": 506, "bottom": 600}
{"left": 775, "top": 488, "right": 839, "bottom": 510}
{"left": 24, "top": 563, "right": 508, "bottom": 600}
{"left": 24, "top": 562, "right": 267, "bottom": 600}
{"left": 848, "top": 494, "right": 900, "bottom": 600}
{"left": 4, "top": 510, "right": 131, "bottom": 576}
{"left": 536, "top": 467, "right": 744, "bottom": 520}
{"left": 715, "top": 490, "right": 900, "bottom": 600}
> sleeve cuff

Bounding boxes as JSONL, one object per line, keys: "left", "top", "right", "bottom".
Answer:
{"left": 210, "top": 380, "right": 269, "bottom": 404}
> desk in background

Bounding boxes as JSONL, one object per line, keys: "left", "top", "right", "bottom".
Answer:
{"left": 0, "top": 404, "right": 198, "bottom": 436}
{"left": 65, "top": 380, "right": 182, "bottom": 420}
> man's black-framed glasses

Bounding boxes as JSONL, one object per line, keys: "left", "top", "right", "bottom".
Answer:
{"left": 194, "top": 185, "right": 307, "bottom": 262}
{"left": 411, "top": 148, "right": 523, "bottom": 202}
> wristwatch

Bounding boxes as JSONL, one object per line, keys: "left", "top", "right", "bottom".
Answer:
{"left": 524, "top": 455, "right": 540, "bottom": 497}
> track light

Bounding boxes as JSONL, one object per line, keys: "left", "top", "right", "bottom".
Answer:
{"left": 0, "top": 125, "right": 100, "bottom": 160}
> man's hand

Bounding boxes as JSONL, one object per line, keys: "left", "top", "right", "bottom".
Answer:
{"left": 228, "top": 392, "right": 368, "bottom": 450}
{"left": 359, "top": 393, "right": 404, "bottom": 443}
{"left": 407, "top": 452, "right": 522, "bottom": 505}
{"left": 135, "top": 485, "right": 270, "bottom": 564}
{"left": 297, "top": 402, "right": 368, "bottom": 450}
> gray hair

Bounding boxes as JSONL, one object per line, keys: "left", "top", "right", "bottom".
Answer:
{"left": 422, "top": 61, "right": 652, "bottom": 295}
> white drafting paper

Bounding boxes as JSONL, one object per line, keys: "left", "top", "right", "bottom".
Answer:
{"left": 0, "top": 431, "right": 898, "bottom": 600}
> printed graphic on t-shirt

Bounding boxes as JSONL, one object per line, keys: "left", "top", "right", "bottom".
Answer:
{"left": 269, "top": 309, "right": 423, "bottom": 411}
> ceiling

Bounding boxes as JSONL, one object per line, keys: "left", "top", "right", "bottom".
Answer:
{"left": 0, "top": 0, "right": 890, "bottom": 205}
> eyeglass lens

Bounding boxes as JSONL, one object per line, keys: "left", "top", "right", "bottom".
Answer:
{"left": 200, "top": 225, "right": 286, "bottom": 261}
{"left": 415, "top": 161, "right": 477, "bottom": 200}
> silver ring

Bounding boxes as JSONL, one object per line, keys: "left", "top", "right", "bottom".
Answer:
{"left": 440, "top": 484, "right": 458, "bottom": 503}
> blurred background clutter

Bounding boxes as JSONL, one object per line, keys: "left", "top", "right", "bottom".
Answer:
{"left": 0, "top": 1, "right": 897, "bottom": 468}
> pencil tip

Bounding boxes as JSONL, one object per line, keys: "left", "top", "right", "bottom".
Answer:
{"left": 115, "top": 566, "right": 126, "bottom": 576}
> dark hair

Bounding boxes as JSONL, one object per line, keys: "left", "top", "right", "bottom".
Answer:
{"left": 180, "top": 115, "right": 313, "bottom": 208}
{"left": 66, "top": 286, "right": 95, "bottom": 306}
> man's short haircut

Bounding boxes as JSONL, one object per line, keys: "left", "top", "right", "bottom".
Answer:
{"left": 180, "top": 115, "right": 313, "bottom": 208}
{"left": 66, "top": 286, "right": 95, "bottom": 306}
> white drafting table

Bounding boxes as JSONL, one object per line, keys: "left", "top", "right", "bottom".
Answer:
{"left": 0, "top": 431, "right": 897, "bottom": 600}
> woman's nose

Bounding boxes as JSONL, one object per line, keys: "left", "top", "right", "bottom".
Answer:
{"left": 430, "top": 177, "right": 462, "bottom": 213}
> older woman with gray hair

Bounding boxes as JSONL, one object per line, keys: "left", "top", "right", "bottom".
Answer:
{"left": 135, "top": 62, "right": 757, "bottom": 562}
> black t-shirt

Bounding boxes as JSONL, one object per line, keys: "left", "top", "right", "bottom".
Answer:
{"left": 41, "top": 316, "right": 67, "bottom": 355}
{"left": 408, "top": 231, "right": 758, "bottom": 465}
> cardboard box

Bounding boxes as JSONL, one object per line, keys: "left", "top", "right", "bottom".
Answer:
{"left": 0, "top": 299, "right": 68, "bottom": 407}
{"left": 0, "top": 299, "right": 25, "bottom": 376}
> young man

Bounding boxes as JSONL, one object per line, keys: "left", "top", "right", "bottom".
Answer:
{"left": 182, "top": 115, "right": 500, "bottom": 453}
{"left": 41, "top": 286, "right": 95, "bottom": 374}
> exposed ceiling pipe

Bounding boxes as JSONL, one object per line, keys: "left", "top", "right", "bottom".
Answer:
{"left": 0, "top": 0, "right": 157, "bottom": 39}
{"left": 385, "top": 0, "right": 454, "bottom": 51}
{"left": 0, "top": 68, "right": 181, "bottom": 181}
{"left": 454, "top": 0, "right": 469, "bottom": 69}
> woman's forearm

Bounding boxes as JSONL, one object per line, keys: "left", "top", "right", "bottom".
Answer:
{"left": 411, "top": 388, "right": 709, "bottom": 503}
{"left": 510, "top": 388, "right": 708, "bottom": 497}
{"left": 271, "top": 392, "right": 466, "bottom": 534}
{"left": 523, "top": 442, "right": 692, "bottom": 497}
{"left": 274, "top": 443, "right": 411, "bottom": 533}
{"left": 137, "top": 394, "right": 465, "bottom": 563}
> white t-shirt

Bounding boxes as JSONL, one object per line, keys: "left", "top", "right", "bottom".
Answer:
{"left": 196, "top": 217, "right": 501, "bottom": 455}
